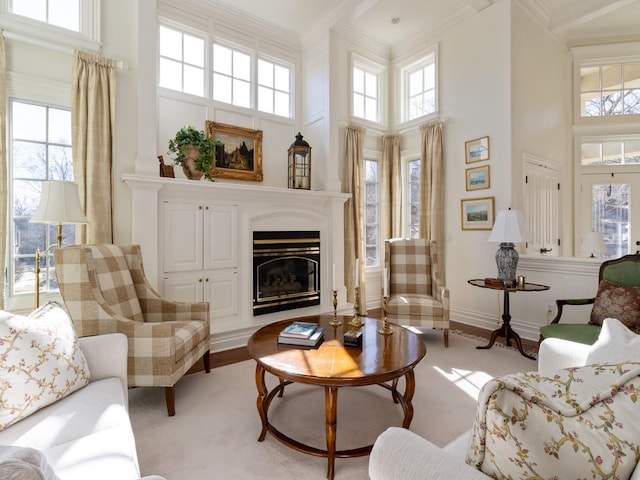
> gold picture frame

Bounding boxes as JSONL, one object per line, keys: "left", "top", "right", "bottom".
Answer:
{"left": 205, "top": 121, "right": 263, "bottom": 182}
{"left": 465, "top": 136, "right": 490, "bottom": 163}
{"left": 461, "top": 196, "right": 495, "bottom": 230}
{"left": 465, "top": 165, "right": 490, "bottom": 191}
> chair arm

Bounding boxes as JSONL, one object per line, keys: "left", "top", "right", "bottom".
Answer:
{"left": 439, "top": 286, "right": 450, "bottom": 321}
{"left": 79, "top": 333, "right": 128, "bottom": 401}
{"left": 369, "top": 427, "right": 488, "bottom": 480}
{"left": 537, "top": 338, "right": 591, "bottom": 376}
{"left": 549, "top": 298, "right": 595, "bottom": 324}
{"left": 143, "top": 298, "right": 209, "bottom": 323}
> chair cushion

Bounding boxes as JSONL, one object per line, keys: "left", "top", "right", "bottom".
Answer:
{"left": 539, "top": 323, "right": 602, "bottom": 345}
{"left": 587, "top": 317, "right": 640, "bottom": 364}
{"left": 590, "top": 280, "right": 640, "bottom": 330}
{"left": 387, "top": 294, "right": 443, "bottom": 318}
{"left": 88, "top": 244, "right": 145, "bottom": 322}
{"left": 0, "top": 302, "right": 90, "bottom": 431}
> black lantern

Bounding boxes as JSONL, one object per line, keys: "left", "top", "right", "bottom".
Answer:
{"left": 288, "top": 132, "right": 311, "bottom": 190}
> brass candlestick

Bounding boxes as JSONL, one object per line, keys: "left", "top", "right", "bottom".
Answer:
{"left": 329, "top": 289, "right": 341, "bottom": 327}
{"left": 379, "top": 295, "right": 393, "bottom": 335}
{"left": 349, "top": 286, "right": 364, "bottom": 328}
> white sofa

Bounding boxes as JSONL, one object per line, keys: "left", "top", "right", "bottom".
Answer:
{"left": 0, "top": 333, "right": 163, "bottom": 480}
{"left": 369, "top": 336, "right": 640, "bottom": 480}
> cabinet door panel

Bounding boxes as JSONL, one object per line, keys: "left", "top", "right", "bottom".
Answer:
{"left": 163, "top": 202, "right": 204, "bottom": 272}
{"left": 205, "top": 270, "right": 238, "bottom": 318}
{"left": 204, "top": 205, "right": 237, "bottom": 270}
{"left": 163, "top": 272, "right": 205, "bottom": 303}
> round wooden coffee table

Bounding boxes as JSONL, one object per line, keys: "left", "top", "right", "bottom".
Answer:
{"left": 247, "top": 314, "right": 426, "bottom": 480}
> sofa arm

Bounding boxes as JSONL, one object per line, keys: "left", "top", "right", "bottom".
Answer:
{"left": 79, "top": 333, "right": 128, "bottom": 400}
{"left": 369, "top": 427, "right": 488, "bottom": 480}
{"left": 537, "top": 337, "right": 591, "bottom": 376}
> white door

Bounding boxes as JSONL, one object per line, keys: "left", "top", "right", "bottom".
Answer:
{"left": 523, "top": 154, "right": 560, "bottom": 256}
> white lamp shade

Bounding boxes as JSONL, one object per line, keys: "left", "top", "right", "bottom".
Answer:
{"left": 487, "top": 209, "right": 529, "bottom": 243}
{"left": 30, "top": 181, "right": 88, "bottom": 225}
{"left": 580, "top": 231, "right": 607, "bottom": 255}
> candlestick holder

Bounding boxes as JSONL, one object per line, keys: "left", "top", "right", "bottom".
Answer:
{"left": 379, "top": 295, "right": 393, "bottom": 335}
{"left": 349, "top": 286, "right": 364, "bottom": 328}
{"left": 329, "top": 289, "right": 341, "bottom": 327}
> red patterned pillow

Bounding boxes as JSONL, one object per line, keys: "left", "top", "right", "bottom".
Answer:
{"left": 590, "top": 280, "right": 640, "bottom": 331}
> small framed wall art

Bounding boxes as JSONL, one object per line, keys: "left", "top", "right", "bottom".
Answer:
{"left": 461, "top": 196, "right": 495, "bottom": 230}
{"left": 465, "top": 165, "right": 490, "bottom": 191}
{"left": 465, "top": 136, "right": 490, "bottom": 163}
{"left": 205, "top": 121, "right": 264, "bottom": 181}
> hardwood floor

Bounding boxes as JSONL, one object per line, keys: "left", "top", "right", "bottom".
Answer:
{"left": 192, "top": 310, "right": 540, "bottom": 373}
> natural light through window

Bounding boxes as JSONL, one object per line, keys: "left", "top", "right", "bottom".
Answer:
{"left": 159, "top": 25, "right": 205, "bottom": 96}
{"left": 353, "top": 66, "right": 378, "bottom": 122}
{"left": 433, "top": 366, "right": 492, "bottom": 400}
{"left": 580, "top": 62, "right": 640, "bottom": 117}
{"left": 257, "top": 59, "right": 291, "bottom": 117}
{"left": 213, "top": 43, "right": 251, "bottom": 108}
{"left": 11, "top": 0, "right": 80, "bottom": 31}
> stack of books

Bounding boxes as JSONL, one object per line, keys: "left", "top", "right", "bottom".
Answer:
{"left": 278, "top": 321, "right": 325, "bottom": 347}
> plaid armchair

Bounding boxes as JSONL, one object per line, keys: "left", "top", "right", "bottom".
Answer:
{"left": 385, "top": 238, "right": 449, "bottom": 347}
{"left": 54, "top": 244, "right": 210, "bottom": 416}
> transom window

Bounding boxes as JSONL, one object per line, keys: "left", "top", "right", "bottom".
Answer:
{"left": 579, "top": 62, "right": 640, "bottom": 117}
{"left": 400, "top": 48, "right": 437, "bottom": 123}
{"left": 10, "top": 0, "right": 80, "bottom": 32}
{"left": 212, "top": 43, "right": 251, "bottom": 109}
{"left": 353, "top": 65, "right": 380, "bottom": 123}
{"left": 580, "top": 139, "right": 640, "bottom": 165}
{"left": 257, "top": 58, "right": 291, "bottom": 117}
{"left": 10, "top": 99, "right": 76, "bottom": 298}
{"left": 159, "top": 25, "right": 205, "bottom": 96}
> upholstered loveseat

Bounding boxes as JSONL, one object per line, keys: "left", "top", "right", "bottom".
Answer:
{"left": 0, "top": 304, "right": 163, "bottom": 480}
{"left": 369, "top": 319, "right": 640, "bottom": 480}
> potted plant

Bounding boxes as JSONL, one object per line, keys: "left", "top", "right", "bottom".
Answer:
{"left": 168, "top": 125, "right": 220, "bottom": 181}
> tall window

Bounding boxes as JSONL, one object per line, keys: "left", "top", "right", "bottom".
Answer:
{"left": 407, "top": 159, "right": 420, "bottom": 238}
{"left": 10, "top": 100, "right": 75, "bottom": 298}
{"left": 212, "top": 43, "right": 251, "bottom": 109}
{"left": 353, "top": 66, "right": 379, "bottom": 123}
{"left": 257, "top": 58, "right": 291, "bottom": 117}
{"left": 10, "top": 0, "right": 80, "bottom": 32}
{"left": 364, "top": 159, "right": 380, "bottom": 267}
{"left": 579, "top": 62, "right": 640, "bottom": 117}
{"left": 159, "top": 25, "right": 205, "bottom": 96}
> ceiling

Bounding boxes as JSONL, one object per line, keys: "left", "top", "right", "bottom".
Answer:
{"left": 205, "top": 0, "right": 640, "bottom": 49}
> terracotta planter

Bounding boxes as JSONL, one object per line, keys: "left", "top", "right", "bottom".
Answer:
{"left": 181, "top": 146, "right": 205, "bottom": 180}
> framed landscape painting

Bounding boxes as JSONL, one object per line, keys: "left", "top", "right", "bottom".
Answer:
{"left": 465, "top": 136, "right": 490, "bottom": 163}
{"left": 205, "top": 121, "right": 264, "bottom": 181}
{"left": 461, "top": 196, "right": 494, "bottom": 230}
{"left": 465, "top": 165, "right": 490, "bottom": 191}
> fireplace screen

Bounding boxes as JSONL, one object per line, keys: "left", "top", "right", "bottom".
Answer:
{"left": 253, "top": 231, "right": 320, "bottom": 316}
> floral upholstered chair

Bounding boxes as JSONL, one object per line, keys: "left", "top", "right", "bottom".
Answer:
{"left": 540, "top": 253, "right": 640, "bottom": 345}
{"left": 54, "top": 244, "right": 210, "bottom": 416}
{"left": 384, "top": 238, "right": 449, "bottom": 346}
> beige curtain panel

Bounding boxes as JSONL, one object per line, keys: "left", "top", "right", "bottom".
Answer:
{"left": 343, "top": 125, "right": 367, "bottom": 314}
{"left": 380, "top": 134, "right": 402, "bottom": 241}
{"left": 419, "top": 121, "right": 445, "bottom": 274}
{"left": 72, "top": 51, "right": 117, "bottom": 244}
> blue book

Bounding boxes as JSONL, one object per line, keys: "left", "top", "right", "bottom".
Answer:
{"left": 279, "top": 321, "right": 318, "bottom": 339}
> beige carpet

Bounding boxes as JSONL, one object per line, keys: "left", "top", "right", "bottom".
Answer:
{"left": 128, "top": 330, "right": 536, "bottom": 479}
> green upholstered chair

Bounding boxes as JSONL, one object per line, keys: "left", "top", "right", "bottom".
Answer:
{"left": 540, "top": 253, "right": 640, "bottom": 345}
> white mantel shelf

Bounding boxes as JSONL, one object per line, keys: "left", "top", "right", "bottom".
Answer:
{"left": 122, "top": 173, "right": 351, "bottom": 352}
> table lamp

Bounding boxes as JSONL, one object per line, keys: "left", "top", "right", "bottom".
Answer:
{"left": 30, "top": 180, "right": 88, "bottom": 308}
{"left": 579, "top": 231, "right": 607, "bottom": 258}
{"left": 487, "top": 208, "right": 529, "bottom": 282}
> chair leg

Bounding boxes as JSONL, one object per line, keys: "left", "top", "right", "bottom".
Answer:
{"left": 443, "top": 328, "right": 449, "bottom": 348}
{"left": 165, "top": 386, "right": 176, "bottom": 417}
{"left": 203, "top": 350, "right": 211, "bottom": 373}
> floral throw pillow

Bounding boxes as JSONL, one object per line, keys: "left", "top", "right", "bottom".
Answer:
{"left": 589, "top": 280, "right": 640, "bottom": 330}
{"left": 0, "top": 302, "right": 91, "bottom": 431}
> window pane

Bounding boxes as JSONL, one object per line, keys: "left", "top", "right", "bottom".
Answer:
{"left": 592, "top": 183, "right": 629, "bottom": 257}
{"left": 409, "top": 70, "right": 422, "bottom": 96}
{"left": 602, "top": 141, "right": 622, "bottom": 164}
{"left": 213, "top": 73, "right": 232, "bottom": 103}
{"left": 274, "top": 91, "right": 289, "bottom": 117}
{"left": 233, "top": 51, "right": 251, "bottom": 81}
{"left": 581, "top": 92, "right": 602, "bottom": 116}
{"left": 365, "top": 97, "right": 377, "bottom": 122}
{"left": 625, "top": 63, "right": 640, "bottom": 88}
{"left": 602, "top": 64, "right": 622, "bottom": 90}
{"left": 13, "top": 0, "right": 46, "bottom": 21}
{"left": 233, "top": 79, "right": 251, "bottom": 108}
{"left": 581, "top": 66, "right": 600, "bottom": 91}
{"left": 183, "top": 65, "right": 204, "bottom": 96}
{"left": 603, "top": 91, "right": 624, "bottom": 115}
{"left": 623, "top": 89, "right": 640, "bottom": 114}
{"left": 275, "top": 65, "right": 289, "bottom": 92}
{"left": 581, "top": 143, "right": 601, "bottom": 165}
{"left": 257, "top": 85, "right": 272, "bottom": 112}
{"left": 624, "top": 140, "right": 640, "bottom": 164}
{"left": 48, "top": 109, "right": 71, "bottom": 144}
{"left": 353, "top": 68, "right": 364, "bottom": 93}
{"left": 159, "top": 58, "right": 182, "bottom": 91}
{"left": 159, "top": 26, "right": 182, "bottom": 61}
{"left": 183, "top": 34, "right": 204, "bottom": 68}
{"left": 258, "top": 59, "right": 273, "bottom": 87}
{"left": 424, "top": 64, "right": 435, "bottom": 90}
{"left": 13, "top": 142, "right": 46, "bottom": 180}
{"left": 365, "top": 72, "right": 377, "bottom": 97}
{"left": 213, "top": 44, "right": 232, "bottom": 75}
{"left": 48, "top": 0, "right": 79, "bottom": 31}
{"left": 353, "top": 93, "right": 364, "bottom": 118}
{"left": 48, "top": 145, "right": 73, "bottom": 180}
{"left": 13, "top": 103, "right": 46, "bottom": 141}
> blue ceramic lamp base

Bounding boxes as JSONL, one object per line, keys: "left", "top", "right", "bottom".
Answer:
{"left": 495, "top": 242, "right": 518, "bottom": 282}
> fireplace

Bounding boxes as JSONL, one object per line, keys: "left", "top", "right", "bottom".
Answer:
{"left": 253, "top": 231, "right": 320, "bottom": 316}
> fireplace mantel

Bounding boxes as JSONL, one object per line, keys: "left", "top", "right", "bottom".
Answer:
{"left": 122, "top": 174, "right": 350, "bottom": 351}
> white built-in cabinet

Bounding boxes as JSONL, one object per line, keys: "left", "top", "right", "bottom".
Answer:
{"left": 161, "top": 201, "right": 239, "bottom": 320}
